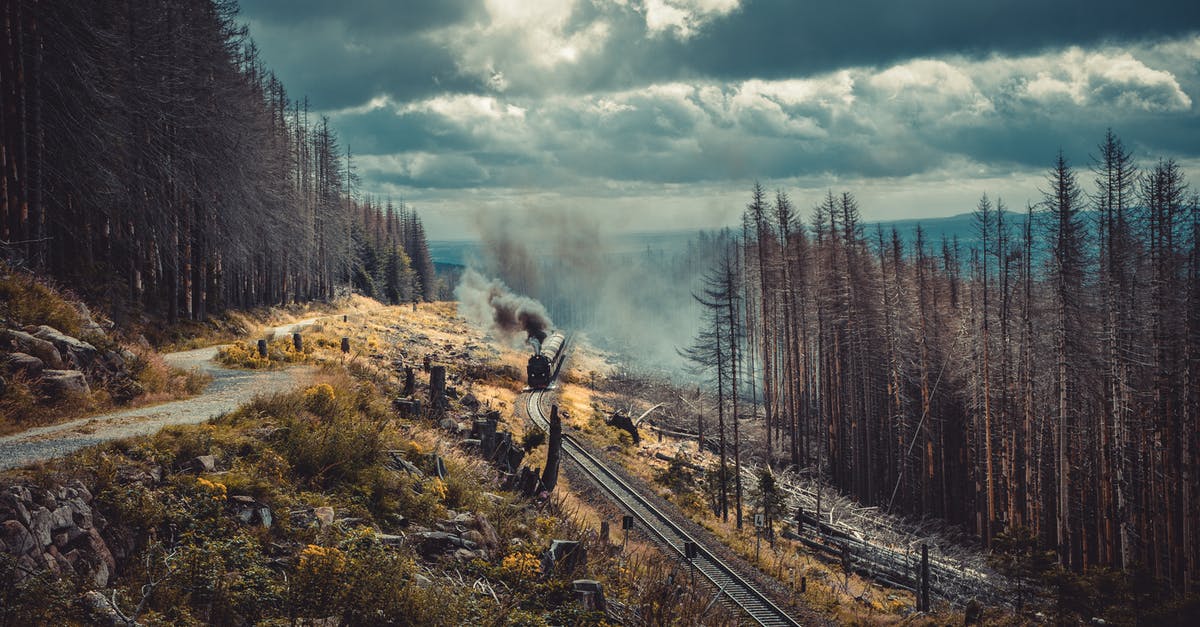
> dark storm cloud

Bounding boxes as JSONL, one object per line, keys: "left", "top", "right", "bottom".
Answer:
{"left": 649, "top": 0, "right": 1200, "bottom": 84}
{"left": 238, "top": 0, "right": 481, "bottom": 36}
{"left": 236, "top": 0, "right": 1200, "bottom": 233}
{"left": 238, "top": 1, "right": 484, "bottom": 109}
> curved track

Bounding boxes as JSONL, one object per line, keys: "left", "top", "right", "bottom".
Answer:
{"left": 526, "top": 389, "right": 801, "bottom": 627}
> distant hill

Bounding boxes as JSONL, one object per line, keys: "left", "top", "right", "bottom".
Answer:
{"left": 429, "top": 212, "right": 1037, "bottom": 266}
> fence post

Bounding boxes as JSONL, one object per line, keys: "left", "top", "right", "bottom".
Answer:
{"left": 429, "top": 365, "right": 446, "bottom": 411}
{"left": 340, "top": 337, "right": 350, "bottom": 353}
{"left": 403, "top": 367, "right": 415, "bottom": 397}
{"left": 257, "top": 339, "right": 267, "bottom": 358}
{"left": 293, "top": 333, "right": 302, "bottom": 352}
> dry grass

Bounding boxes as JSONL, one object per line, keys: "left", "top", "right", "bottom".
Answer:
{"left": 555, "top": 343, "right": 973, "bottom": 626}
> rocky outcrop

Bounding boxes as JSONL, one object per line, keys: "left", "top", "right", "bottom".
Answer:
{"left": 2, "top": 319, "right": 141, "bottom": 407}
{"left": 31, "top": 325, "right": 98, "bottom": 370}
{"left": 1, "top": 329, "right": 65, "bottom": 369}
{"left": 0, "top": 482, "right": 116, "bottom": 588}
{"left": 40, "top": 369, "right": 91, "bottom": 397}
{"left": 2, "top": 352, "right": 44, "bottom": 377}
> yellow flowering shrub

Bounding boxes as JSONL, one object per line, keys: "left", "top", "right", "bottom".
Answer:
{"left": 427, "top": 478, "right": 448, "bottom": 501}
{"left": 196, "top": 477, "right": 227, "bottom": 502}
{"left": 500, "top": 551, "right": 541, "bottom": 581}
{"left": 303, "top": 383, "right": 338, "bottom": 416}
{"left": 298, "top": 544, "right": 347, "bottom": 576}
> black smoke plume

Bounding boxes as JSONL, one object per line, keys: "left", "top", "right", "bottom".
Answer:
{"left": 456, "top": 269, "right": 553, "bottom": 348}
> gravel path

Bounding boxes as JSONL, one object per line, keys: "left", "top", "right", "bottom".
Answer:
{"left": 0, "top": 317, "right": 326, "bottom": 471}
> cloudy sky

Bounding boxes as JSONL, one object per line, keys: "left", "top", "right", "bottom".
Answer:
{"left": 238, "top": 0, "right": 1200, "bottom": 239}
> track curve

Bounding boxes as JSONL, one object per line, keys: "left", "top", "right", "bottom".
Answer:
{"left": 526, "top": 389, "right": 801, "bottom": 627}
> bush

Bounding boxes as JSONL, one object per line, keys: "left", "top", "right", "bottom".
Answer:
{"left": 303, "top": 383, "right": 339, "bottom": 417}
{"left": 0, "top": 263, "right": 83, "bottom": 336}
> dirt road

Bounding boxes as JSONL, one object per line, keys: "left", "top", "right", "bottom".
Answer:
{"left": 0, "top": 318, "right": 325, "bottom": 471}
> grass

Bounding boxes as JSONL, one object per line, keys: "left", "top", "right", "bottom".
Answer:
{"left": 0, "top": 262, "right": 84, "bottom": 336}
{"left": 0, "top": 263, "right": 211, "bottom": 434}
{"left": 2, "top": 334, "right": 737, "bottom": 625}
{"left": 550, "top": 363, "right": 970, "bottom": 626}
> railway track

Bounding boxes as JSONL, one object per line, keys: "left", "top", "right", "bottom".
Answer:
{"left": 525, "top": 389, "right": 802, "bottom": 627}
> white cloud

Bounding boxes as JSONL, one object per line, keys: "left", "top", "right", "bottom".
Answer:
{"left": 1012, "top": 48, "right": 1191, "bottom": 112}
{"left": 641, "top": 0, "right": 740, "bottom": 38}
{"left": 434, "top": 0, "right": 612, "bottom": 94}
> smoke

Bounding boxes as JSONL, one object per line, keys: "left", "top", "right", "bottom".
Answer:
{"left": 455, "top": 268, "right": 553, "bottom": 348}
{"left": 458, "top": 207, "right": 715, "bottom": 378}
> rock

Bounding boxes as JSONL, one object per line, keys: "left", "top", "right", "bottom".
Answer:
{"left": 0, "top": 491, "right": 32, "bottom": 527}
{"left": 29, "top": 507, "right": 53, "bottom": 547}
{"left": 453, "top": 548, "right": 476, "bottom": 561}
{"left": 233, "top": 499, "right": 272, "bottom": 527}
{"left": 49, "top": 505, "right": 74, "bottom": 531}
{"left": 462, "top": 530, "right": 485, "bottom": 546}
{"left": 31, "top": 325, "right": 97, "bottom": 369}
{"left": 74, "top": 303, "right": 107, "bottom": 336}
{"left": 68, "top": 498, "right": 93, "bottom": 530}
{"left": 3, "top": 352, "right": 44, "bottom": 376}
{"left": 542, "top": 540, "right": 586, "bottom": 576}
{"left": 413, "top": 573, "right": 433, "bottom": 587}
{"left": 459, "top": 392, "right": 480, "bottom": 411}
{"left": 189, "top": 455, "right": 217, "bottom": 473}
{"left": 83, "top": 590, "right": 124, "bottom": 626}
{"left": 1, "top": 520, "right": 36, "bottom": 555}
{"left": 101, "top": 349, "right": 127, "bottom": 374}
{"left": 412, "top": 531, "right": 477, "bottom": 557}
{"left": 84, "top": 527, "right": 116, "bottom": 574}
{"left": 474, "top": 514, "right": 501, "bottom": 551}
{"left": 315, "top": 506, "right": 335, "bottom": 527}
{"left": 40, "top": 369, "right": 90, "bottom": 398}
{"left": 377, "top": 534, "right": 405, "bottom": 546}
{"left": 0, "top": 329, "right": 65, "bottom": 369}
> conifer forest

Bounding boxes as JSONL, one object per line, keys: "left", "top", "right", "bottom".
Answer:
{"left": 686, "top": 137, "right": 1199, "bottom": 590}
{"left": 0, "top": 0, "right": 436, "bottom": 322}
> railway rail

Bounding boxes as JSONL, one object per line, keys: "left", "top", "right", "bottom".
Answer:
{"left": 525, "top": 389, "right": 802, "bottom": 627}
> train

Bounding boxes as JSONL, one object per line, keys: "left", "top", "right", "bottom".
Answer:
{"left": 526, "top": 331, "right": 566, "bottom": 388}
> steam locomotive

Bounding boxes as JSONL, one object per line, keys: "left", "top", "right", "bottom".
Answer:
{"left": 527, "top": 331, "right": 566, "bottom": 388}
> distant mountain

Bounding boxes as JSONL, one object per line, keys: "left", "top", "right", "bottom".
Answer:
{"left": 429, "top": 212, "right": 1036, "bottom": 266}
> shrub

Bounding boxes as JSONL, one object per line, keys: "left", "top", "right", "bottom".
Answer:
{"left": 302, "top": 383, "right": 338, "bottom": 417}
{"left": 273, "top": 403, "right": 386, "bottom": 488}
{"left": 0, "top": 263, "right": 82, "bottom": 336}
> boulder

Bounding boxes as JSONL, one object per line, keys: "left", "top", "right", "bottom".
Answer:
{"left": 100, "top": 349, "right": 127, "bottom": 374}
{"left": 188, "top": 455, "right": 217, "bottom": 473}
{"left": 31, "top": 325, "right": 97, "bottom": 369}
{"left": 83, "top": 590, "right": 124, "bottom": 626}
{"left": 0, "top": 329, "right": 64, "bottom": 369}
{"left": 3, "top": 352, "right": 44, "bottom": 376}
{"left": 28, "top": 507, "right": 53, "bottom": 547}
{"left": 0, "top": 492, "right": 32, "bottom": 527}
{"left": 41, "top": 369, "right": 90, "bottom": 397}
{"left": 1, "top": 520, "right": 36, "bottom": 556}
{"left": 411, "top": 531, "right": 477, "bottom": 558}
{"left": 74, "top": 303, "right": 107, "bottom": 336}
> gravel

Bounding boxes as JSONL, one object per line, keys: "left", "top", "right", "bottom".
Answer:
{"left": 0, "top": 331, "right": 319, "bottom": 471}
